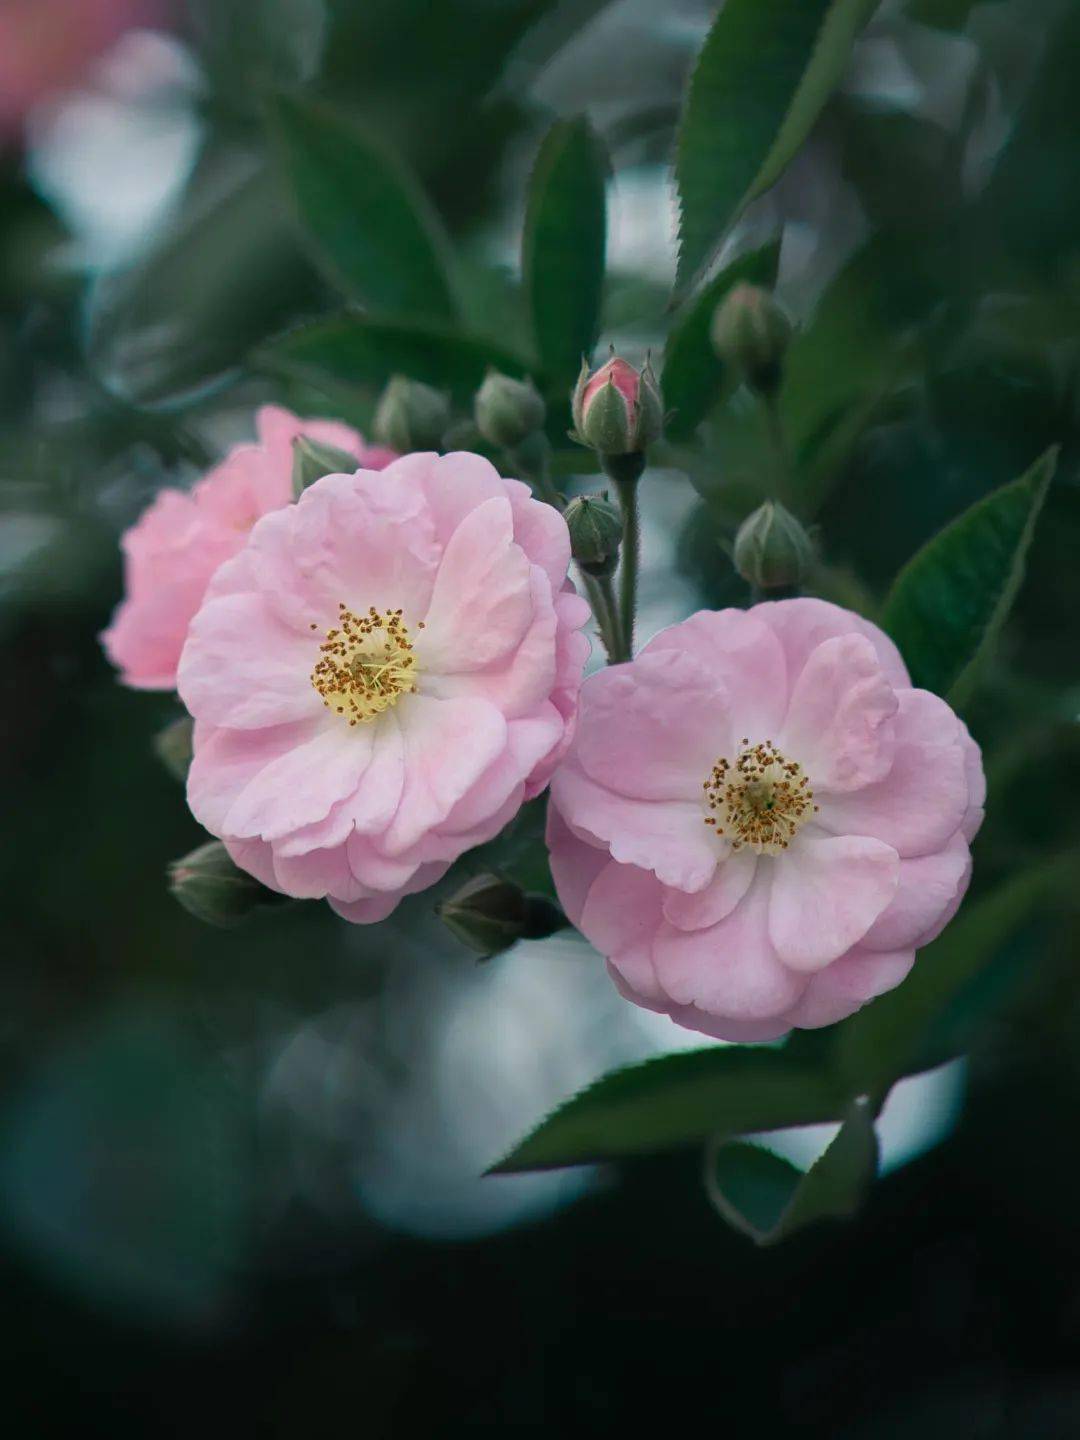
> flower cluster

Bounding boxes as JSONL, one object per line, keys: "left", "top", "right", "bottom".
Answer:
{"left": 104, "top": 369, "right": 984, "bottom": 1043}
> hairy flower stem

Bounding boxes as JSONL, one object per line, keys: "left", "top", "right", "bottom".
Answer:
{"left": 762, "top": 394, "right": 793, "bottom": 508}
{"left": 615, "top": 475, "right": 641, "bottom": 660}
{"left": 593, "top": 572, "right": 625, "bottom": 662}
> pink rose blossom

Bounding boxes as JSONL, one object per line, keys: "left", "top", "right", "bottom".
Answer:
{"left": 101, "top": 406, "right": 395, "bottom": 690}
{"left": 0, "top": 0, "right": 166, "bottom": 137}
{"left": 547, "top": 599, "right": 985, "bottom": 1042}
{"left": 177, "top": 451, "right": 591, "bottom": 924}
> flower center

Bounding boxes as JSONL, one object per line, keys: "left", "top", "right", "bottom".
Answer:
{"left": 310, "top": 603, "right": 420, "bottom": 725}
{"left": 703, "top": 738, "right": 817, "bottom": 855}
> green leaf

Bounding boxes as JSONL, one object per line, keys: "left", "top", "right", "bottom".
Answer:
{"left": 267, "top": 94, "right": 457, "bottom": 320}
{"left": 882, "top": 447, "right": 1057, "bottom": 702}
{"left": 675, "top": 0, "right": 879, "bottom": 292}
{"left": 86, "top": 151, "right": 321, "bottom": 407}
{"left": 253, "top": 313, "right": 531, "bottom": 408}
{"left": 836, "top": 858, "right": 1075, "bottom": 1095}
{"left": 663, "top": 239, "right": 781, "bottom": 441}
{"left": 522, "top": 116, "right": 609, "bottom": 387}
{"left": 489, "top": 1046, "right": 844, "bottom": 1173}
{"left": 705, "top": 1099, "right": 878, "bottom": 1245}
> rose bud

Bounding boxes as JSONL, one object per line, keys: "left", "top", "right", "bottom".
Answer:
{"left": 437, "top": 872, "right": 566, "bottom": 959}
{"left": 292, "top": 434, "right": 362, "bottom": 498}
{"left": 168, "top": 840, "right": 286, "bottom": 928}
{"left": 474, "top": 372, "right": 547, "bottom": 449}
{"left": 154, "top": 713, "right": 194, "bottom": 784}
{"left": 571, "top": 353, "right": 663, "bottom": 479}
{"left": 373, "top": 375, "right": 450, "bottom": 453}
{"left": 564, "top": 493, "right": 622, "bottom": 578}
{"left": 710, "top": 283, "right": 793, "bottom": 396}
{"left": 733, "top": 500, "right": 814, "bottom": 592}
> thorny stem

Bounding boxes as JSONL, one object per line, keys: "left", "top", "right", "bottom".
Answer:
{"left": 616, "top": 475, "right": 641, "bottom": 660}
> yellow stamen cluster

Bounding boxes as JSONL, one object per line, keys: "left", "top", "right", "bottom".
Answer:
{"left": 703, "top": 738, "right": 817, "bottom": 854}
{"left": 310, "top": 604, "right": 420, "bottom": 725}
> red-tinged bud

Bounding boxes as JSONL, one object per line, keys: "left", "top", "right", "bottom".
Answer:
{"left": 570, "top": 352, "right": 663, "bottom": 476}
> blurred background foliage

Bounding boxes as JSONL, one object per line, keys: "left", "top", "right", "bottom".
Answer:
{"left": 3, "top": 0, "right": 1080, "bottom": 1433}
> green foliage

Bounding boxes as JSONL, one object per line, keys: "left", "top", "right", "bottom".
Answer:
{"left": 87, "top": 152, "right": 321, "bottom": 406}
{"left": 523, "top": 116, "right": 609, "bottom": 388}
{"left": 268, "top": 94, "right": 457, "bottom": 320}
{"left": 675, "top": 0, "right": 879, "bottom": 292}
{"left": 254, "top": 314, "right": 530, "bottom": 410}
{"left": 663, "top": 240, "right": 781, "bottom": 441}
{"left": 883, "top": 448, "right": 1057, "bottom": 702}
{"left": 705, "top": 1100, "right": 878, "bottom": 1245}
{"left": 489, "top": 1046, "right": 845, "bottom": 1173}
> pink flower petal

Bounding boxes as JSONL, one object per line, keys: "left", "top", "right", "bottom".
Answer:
{"left": 381, "top": 694, "right": 508, "bottom": 854}
{"left": 642, "top": 608, "right": 788, "bottom": 738}
{"left": 550, "top": 761, "right": 719, "bottom": 893}
{"left": 653, "top": 870, "right": 810, "bottom": 1020}
{"left": 756, "top": 596, "right": 910, "bottom": 690}
{"left": 779, "top": 633, "right": 897, "bottom": 793}
{"left": 575, "top": 647, "right": 733, "bottom": 802}
{"left": 783, "top": 947, "right": 916, "bottom": 1029}
{"left": 861, "top": 832, "right": 972, "bottom": 952}
{"left": 178, "top": 591, "right": 323, "bottom": 729}
{"left": 768, "top": 834, "right": 899, "bottom": 971}
{"left": 417, "top": 496, "right": 534, "bottom": 673}
{"left": 817, "top": 689, "right": 969, "bottom": 858}
{"left": 662, "top": 849, "right": 758, "bottom": 930}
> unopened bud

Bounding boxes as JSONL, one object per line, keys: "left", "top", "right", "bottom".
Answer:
{"left": 564, "top": 493, "right": 622, "bottom": 578}
{"left": 168, "top": 840, "right": 284, "bottom": 928}
{"left": 474, "top": 372, "right": 546, "bottom": 449}
{"left": 710, "top": 283, "right": 793, "bottom": 395}
{"left": 571, "top": 353, "right": 663, "bottom": 471}
{"left": 733, "top": 500, "right": 814, "bottom": 591}
{"left": 154, "top": 714, "right": 194, "bottom": 783}
{"left": 437, "top": 872, "right": 565, "bottom": 959}
{"left": 373, "top": 375, "right": 450, "bottom": 453}
{"left": 292, "top": 434, "right": 360, "bottom": 498}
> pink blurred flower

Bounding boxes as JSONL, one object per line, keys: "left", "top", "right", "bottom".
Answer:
{"left": 177, "top": 451, "right": 591, "bottom": 924}
{"left": 0, "top": 0, "right": 166, "bottom": 137}
{"left": 548, "top": 599, "right": 985, "bottom": 1043}
{"left": 101, "top": 406, "right": 395, "bottom": 690}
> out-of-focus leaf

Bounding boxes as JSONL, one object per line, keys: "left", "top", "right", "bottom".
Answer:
{"left": 663, "top": 239, "right": 781, "bottom": 441}
{"left": 253, "top": 314, "right": 531, "bottom": 408}
{"left": 675, "top": 0, "right": 879, "bottom": 292}
{"left": 882, "top": 447, "right": 1056, "bottom": 701}
{"left": 836, "top": 858, "right": 1075, "bottom": 1095}
{"left": 154, "top": 715, "right": 194, "bottom": 784}
{"left": 86, "top": 151, "right": 321, "bottom": 408}
{"left": 904, "top": 0, "right": 985, "bottom": 30}
{"left": 522, "top": 116, "right": 608, "bottom": 387}
{"left": 0, "top": 1002, "right": 247, "bottom": 1323}
{"left": 268, "top": 95, "right": 457, "bottom": 320}
{"left": 781, "top": 233, "right": 939, "bottom": 455}
{"left": 705, "top": 1099, "right": 878, "bottom": 1245}
{"left": 489, "top": 1046, "right": 844, "bottom": 1173}
{"left": 188, "top": 0, "right": 326, "bottom": 94}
